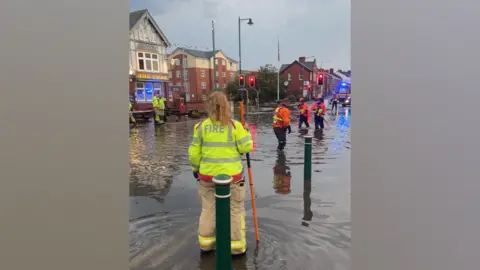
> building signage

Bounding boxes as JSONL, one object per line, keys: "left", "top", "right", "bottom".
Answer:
{"left": 136, "top": 43, "right": 158, "bottom": 52}
{"left": 303, "top": 81, "right": 310, "bottom": 86}
{"left": 136, "top": 72, "right": 168, "bottom": 81}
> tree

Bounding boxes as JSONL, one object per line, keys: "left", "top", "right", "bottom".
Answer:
{"left": 226, "top": 77, "right": 241, "bottom": 102}
{"left": 226, "top": 64, "right": 287, "bottom": 104}
{"left": 255, "top": 64, "right": 286, "bottom": 102}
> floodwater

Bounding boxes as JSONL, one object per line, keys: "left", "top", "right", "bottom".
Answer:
{"left": 129, "top": 105, "right": 351, "bottom": 270}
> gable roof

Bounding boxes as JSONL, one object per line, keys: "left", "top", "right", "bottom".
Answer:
{"left": 279, "top": 60, "right": 316, "bottom": 73}
{"left": 334, "top": 71, "right": 351, "bottom": 83}
{"left": 169, "top": 47, "right": 238, "bottom": 63}
{"left": 328, "top": 72, "right": 342, "bottom": 80}
{"left": 338, "top": 70, "right": 351, "bottom": 77}
{"left": 129, "top": 9, "right": 171, "bottom": 47}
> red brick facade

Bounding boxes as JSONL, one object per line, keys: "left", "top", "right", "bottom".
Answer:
{"left": 168, "top": 48, "right": 238, "bottom": 103}
{"left": 279, "top": 57, "right": 319, "bottom": 99}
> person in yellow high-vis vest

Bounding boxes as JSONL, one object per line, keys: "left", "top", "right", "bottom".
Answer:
{"left": 188, "top": 91, "right": 253, "bottom": 255}
{"left": 158, "top": 94, "right": 166, "bottom": 123}
{"left": 152, "top": 94, "right": 161, "bottom": 124}
{"left": 129, "top": 100, "right": 137, "bottom": 126}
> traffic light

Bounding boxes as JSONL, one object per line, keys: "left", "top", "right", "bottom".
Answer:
{"left": 317, "top": 73, "right": 324, "bottom": 85}
{"left": 239, "top": 74, "right": 245, "bottom": 87}
{"left": 248, "top": 75, "right": 255, "bottom": 88}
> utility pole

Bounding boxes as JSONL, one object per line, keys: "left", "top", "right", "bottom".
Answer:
{"left": 212, "top": 21, "right": 217, "bottom": 89}
{"left": 238, "top": 17, "right": 242, "bottom": 76}
{"left": 277, "top": 36, "right": 280, "bottom": 101}
{"left": 237, "top": 17, "right": 253, "bottom": 113}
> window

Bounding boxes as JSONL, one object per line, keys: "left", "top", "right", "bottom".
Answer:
{"left": 215, "top": 59, "right": 218, "bottom": 65}
{"left": 168, "top": 71, "right": 172, "bottom": 78}
{"left": 288, "top": 73, "right": 292, "bottom": 81}
{"left": 222, "top": 59, "right": 226, "bottom": 66}
{"left": 201, "top": 82, "right": 207, "bottom": 89}
{"left": 137, "top": 52, "right": 160, "bottom": 72}
{"left": 135, "top": 82, "right": 154, "bottom": 103}
{"left": 230, "top": 72, "right": 235, "bottom": 79}
{"left": 176, "top": 82, "right": 182, "bottom": 86}
{"left": 221, "top": 72, "right": 226, "bottom": 77}
{"left": 299, "top": 73, "right": 303, "bottom": 80}
{"left": 202, "top": 94, "right": 207, "bottom": 101}
{"left": 223, "top": 84, "right": 227, "bottom": 88}
{"left": 175, "top": 59, "right": 180, "bottom": 65}
{"left": 200, "top": 70, "right": 205, "bottom": 77}
{"left": 153, "top": 82, "right": 163, "bottom": 97}
{"left": 183, "top": 57, "right": 187, "bottom": 67}
{"left": 184, "top": 70, "right": 188, "bottom": 80}
{"left": 176, "top": 70, "right": 181, "bottom": 78}
{"left": 216, "top": 71, "right": 219, "bottom": 77}
{"left": 230, "top": 62, "right": 233, "bottom": 68}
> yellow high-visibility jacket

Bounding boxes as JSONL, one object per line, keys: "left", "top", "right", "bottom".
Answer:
{"left": 188, "top": 118, "right": 253, "bottom": 182}
{"left": 152, "top": 96, "right": 159, "bottom": 108}
{"left": 158, "top": 97, "right": 166, "bottom": 110}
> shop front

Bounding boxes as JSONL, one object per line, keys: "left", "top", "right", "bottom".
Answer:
{"left": 130, "top": 72, "right": 169, "bottom": 110}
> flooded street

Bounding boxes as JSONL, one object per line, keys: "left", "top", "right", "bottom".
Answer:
{"left": 129, "top": 106, "right": 351, "bottom": 270}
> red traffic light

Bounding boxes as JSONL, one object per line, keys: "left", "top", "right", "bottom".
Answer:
{"left": 239, "top": 74, "right": 245, "bottom": 87}
{"left": 317, "top": 73, "right": 324, "bottom": 85}
{"left": 248, "top": 75, "right": 256, "bottom": 88}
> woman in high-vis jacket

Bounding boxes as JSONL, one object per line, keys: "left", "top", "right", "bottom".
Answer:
{"left": 188, "top": 91, "right": 253, "bottom": 255}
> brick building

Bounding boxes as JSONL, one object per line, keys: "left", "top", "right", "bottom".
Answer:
{"left": 279, "top": 57, "right": 319, "bottom": 99}
{"left": 129, "top": 9, "right": 171, "bottom": 110}
{"left": 167, "top": 48, "right": 238, "bottom": 103}
{"left": 322, "top": 68, "right": 343, "bottom": 97}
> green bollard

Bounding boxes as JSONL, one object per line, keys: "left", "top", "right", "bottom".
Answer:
{"left": 213, "top": 174, "right": 233, "bottom": 270}
{"left": 304, "top": 135, "right": 313, "bottom": 181}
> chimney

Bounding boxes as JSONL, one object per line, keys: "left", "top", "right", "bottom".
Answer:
{"left": 299, "top": 57, "right": 306, "bottom": 63}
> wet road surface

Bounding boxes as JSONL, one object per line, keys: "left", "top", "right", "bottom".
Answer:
{"left": 129, "top": 105, "right": 351, "bottom": 270}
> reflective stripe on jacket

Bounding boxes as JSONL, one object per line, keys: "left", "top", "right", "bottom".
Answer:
{"left": 298, "top": 103, "right": 308, "bottom": 116}
{"left": 312, "top": 103, "right": 326, "bottom": 116}
{"left": 188, "top": 118, "right": 253, "bottom": 182}
{"left": 273, "top": 107, "right": 283, "bottom": 127}
{"left": 273, "top": 106, "right": 291, "bottom": 128}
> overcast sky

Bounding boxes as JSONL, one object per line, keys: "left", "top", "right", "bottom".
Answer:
{"left": 130, "top": 0, "right": 350, "bottom": 71}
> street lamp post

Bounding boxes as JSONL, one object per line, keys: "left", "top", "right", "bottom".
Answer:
{"left": 238, "top": 17, "right": 253, "bottom": 76}
{"left": 238, "top": 17, "right": 253, "bottom": 113}
{"left": 212, "top": 21, "right": 217, "bottom": 90}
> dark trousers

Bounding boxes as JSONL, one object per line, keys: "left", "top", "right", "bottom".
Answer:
{"left": 331, "top": 101, "right": 338, "bottom": 111}
{"left": 298, "top": 115, "right": 310, "bottom": 129}
{"left": 273, "top": 127, "right": 287, "bottom": 150}
{"left": 314, "top": 116, "right": 324, "bottom": 130}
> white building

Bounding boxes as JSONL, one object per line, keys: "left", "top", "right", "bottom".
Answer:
{"left": 129, "top": 9, "right": 171, "bottom": 109}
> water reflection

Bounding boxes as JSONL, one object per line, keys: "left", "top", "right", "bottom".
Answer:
{"left": 198, "top": 252, "right": 248, "bottom": 270}
{"left": 129, "top": 122, "right": 188, "bottom": 203}
{"left": 302, "top": 178, "right": 313, "bottom": 227}
{"left": 273, "top": 151, "right": 291, "bottom": 195}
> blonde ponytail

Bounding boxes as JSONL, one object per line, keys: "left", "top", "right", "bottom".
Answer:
{"left": 206, "top": 91, "right": 231, "bottom": 126}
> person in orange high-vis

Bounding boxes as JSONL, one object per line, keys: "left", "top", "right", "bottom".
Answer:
{"left": 273, "top": 100, "right": 292, "bottom": 151}
{"left": 310, "top": 98, "right": 327, "bottom": 130}
{"left": 297, "top": 98, "right": 310, "bottom": 129}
